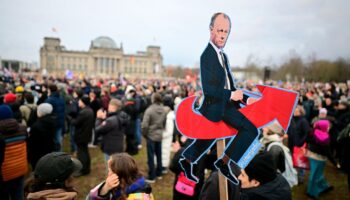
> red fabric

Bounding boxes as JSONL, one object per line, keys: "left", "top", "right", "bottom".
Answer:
{"left": 292, "top": 143, "right": 309, "bottom": 169}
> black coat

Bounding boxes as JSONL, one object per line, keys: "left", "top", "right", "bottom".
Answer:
{"left": 287, "top": 116, "right": 310, "bottom": 153}
{"left": 95, "top": 111, "right": 129, "bottom": 155}
{"left": 28, "top": 114, "right": 56, "bottom": 168}
{"left": 199, "top": 172, "right": 291, "bottom": 200}
{"left": 198, "top": 43, "right": 248, "bottom": 122}
{"left": 71, "top": 106, "right": 94, "bottom": 144}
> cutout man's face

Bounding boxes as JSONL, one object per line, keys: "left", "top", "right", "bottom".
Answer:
{"left": 210, "top": 14, "right": 230, "bottom": 49}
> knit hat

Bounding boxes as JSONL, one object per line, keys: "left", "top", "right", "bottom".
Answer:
{"left": 4, "top": 93, "right": 16, "bottom": 103}
{"left": 35, "top": 152, "right": 82, "bottom": 184}
{"left": 15, "top": 86, "right": 24, "bottom": 93}
{"left": 37, "top": 103, "right": 53, "bottom": 116}
{"left": 0, "top": 105, "right": 13, "bottom": 120}
{"left": 80, "top": 95, "right": 90, "bottom": 106}
{"left": 244, "top": 152, "right": 277, "bottom": 185}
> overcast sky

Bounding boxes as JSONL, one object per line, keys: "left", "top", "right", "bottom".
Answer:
{"left": 0, "top": 0, "right": 349, "bottom": 67}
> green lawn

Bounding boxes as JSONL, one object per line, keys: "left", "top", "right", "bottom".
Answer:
{"left": 66, "top": 137, "right": 349, "bottom": 200}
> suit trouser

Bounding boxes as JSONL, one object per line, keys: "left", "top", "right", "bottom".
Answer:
{"left": 182, "top": 102, "right": 258, "bottom": 163}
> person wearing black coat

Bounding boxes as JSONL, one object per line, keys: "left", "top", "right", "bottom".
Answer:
{"left": 68, "top": 95, "right": 94, "bottom": 176}
{"left": 287, "top": 105, "right": 311, "bottom": 153}
{"left": 287, "top": 105, "right": 311, "bottom": 184}
{"left": 199, "top": 152, "right": 292, "bottom": 200}
{"left": 170, "top": 139, "right": 207, "bottom": 200}
{"left": 95, "top": 99, "right": 129, "bottom": 165}
{"left": 28, "top": 103, "right": 56, "bottom": 169}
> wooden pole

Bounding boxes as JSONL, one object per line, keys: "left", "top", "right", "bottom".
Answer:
{"left": 216, "top": 139, "right": 228, "bottom": 200}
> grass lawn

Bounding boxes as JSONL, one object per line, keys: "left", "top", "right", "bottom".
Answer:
{"left": 65, "top": 137, "right": 349, "bottom": 200}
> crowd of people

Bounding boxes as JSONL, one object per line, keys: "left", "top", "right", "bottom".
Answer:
{"left": 0, "top": 71, "right": 350, "bottom": 199}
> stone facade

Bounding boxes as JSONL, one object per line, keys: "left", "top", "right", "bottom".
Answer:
{"left": 40, "top": 36, "right": 163, "bottom": 78}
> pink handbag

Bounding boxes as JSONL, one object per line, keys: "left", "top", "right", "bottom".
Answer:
{"left": 175, "top": 172, "right": 196, "bottom": 196}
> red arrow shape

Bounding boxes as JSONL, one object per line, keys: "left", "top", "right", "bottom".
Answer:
{"left": 175, "top": 85, "right": 298, "bottom": 139}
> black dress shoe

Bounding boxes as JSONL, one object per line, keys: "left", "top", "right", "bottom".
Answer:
{"left": 214, "top": 158, "right": 240, "bottom": 185}
{"left": 179, "top": 158, "right": 199, "bottom": 183}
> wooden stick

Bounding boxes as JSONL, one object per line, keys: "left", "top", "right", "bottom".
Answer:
{"left": 217, "top": 139, "right": 228, "bottom": 200}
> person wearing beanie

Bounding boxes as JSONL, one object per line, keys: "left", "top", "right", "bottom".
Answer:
{"left": 67, "top": 95, "right": 94, "bottom": 176}
{"left": 200, "top": 152, "right": 292, "bottom": 200}
{"left": 0, "top": 105, "right": 28, "bottom": 200}
{"left": 45, "top": 83, "right": 65, "bottom": 151}
{"left": 28, "top": 103, "right": 56, "bottom": 169}
{"left": 0, "top": 104, "right": 14, "bottom": 120}
{"left": 4, "top": 92, "right": 16, "bottom": 104}
{"left": 4, "top": 92, "right": 23, "bottom": 123}
{"left": 15, "top": 86, "right": 24, "bottom": 93}
{"left": 26, "top": 152, "right": 82, "bottom": 200}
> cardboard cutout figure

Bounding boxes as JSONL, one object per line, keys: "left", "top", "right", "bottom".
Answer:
{"left": 176, "top": 13, "right": 298, "bottom": 185}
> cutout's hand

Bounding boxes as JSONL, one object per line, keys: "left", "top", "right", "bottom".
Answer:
{"left": 231, "top": 90, "right": 243, "bottom": 101}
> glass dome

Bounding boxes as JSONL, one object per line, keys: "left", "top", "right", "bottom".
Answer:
{"left": 91, "top": 36, "right": 117, "bottom": 49}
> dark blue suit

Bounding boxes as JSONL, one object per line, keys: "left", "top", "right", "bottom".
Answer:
{"left": 182, "top": 43, "right": 258, "bottom": 167}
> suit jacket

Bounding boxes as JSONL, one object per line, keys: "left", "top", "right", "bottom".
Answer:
{"left": 198, "top": 43, "right": 248, "bottom": 122}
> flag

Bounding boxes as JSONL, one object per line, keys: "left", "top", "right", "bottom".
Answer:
{"left": 52, "top": 27, "right": 58, "bottom": 33}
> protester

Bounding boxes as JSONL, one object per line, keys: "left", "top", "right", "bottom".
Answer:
{"left": 27, "top": 103, "right": 56, "bottom": 169}
{"left": 45, "top": 83, "right": 66, "bottom": 151}
{"left": 199, "top": 152, "right": 292, "bottom": 200}
{"left": 66, "top": 88, "right": 83, "bottom": 155}
{"left": 89, "top": 153, "right": 153, "bottom": 200}
{"left": 26, "top": 152, "right": 82, "bottom": 200}
{"left": 261, "top": 122, "right": 298, "bottom": 187}
{"left": 123, "top": 85, "right": 141, "bottom": 155}
{"left": 19, "top": 93, "right": 37, "bottom": 127}
{"left": 95, "top": 99, "right": 130, "bottom": 167}
{"left": 0, "top": 104, "right": 28, "bottom": 200}
{"left": 142, "top": 92, "right": 166, "bottom": 183}
{"left": 4, "top": 92, "right": 23, "bottom": 123}
{"left": 161, "top": 95, "right": 175, "bottom": 173}
{"left": 287, "top": 105, "right": 311, "bottom": 184}
{"left": 306, "top": 119, "right": 337, "bottom": 199}
{"left": 68, "top": 95, "right": 94, "bottom": 176}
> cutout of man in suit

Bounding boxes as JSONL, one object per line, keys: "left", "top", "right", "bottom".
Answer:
{"left": 179, "top": 12, "right": 259, "bottom": 185}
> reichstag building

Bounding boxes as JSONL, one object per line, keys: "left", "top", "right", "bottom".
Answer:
{"left": 40, "top": 36, "right": 163, "bottom": 78}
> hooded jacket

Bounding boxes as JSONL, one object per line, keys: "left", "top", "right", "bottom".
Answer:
{"left": 141, "top": 103, "right": 166, "bottom": 142}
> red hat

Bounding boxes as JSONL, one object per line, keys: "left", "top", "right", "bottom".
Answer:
{"left": 4, "top": 93, "right": 17, "bottom": 103}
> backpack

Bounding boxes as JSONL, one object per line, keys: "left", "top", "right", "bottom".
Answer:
{"left": 25, "top": 105, "right": 37, "bottom": 128}
{"left": 267, "top": 142, "right": 298, "bottom": 187}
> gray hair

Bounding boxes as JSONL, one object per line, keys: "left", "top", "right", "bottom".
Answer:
{"left": 209, "top": 12, "right": 231, "bottom": 29}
